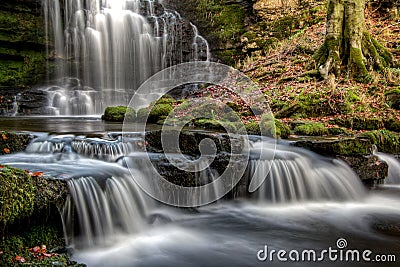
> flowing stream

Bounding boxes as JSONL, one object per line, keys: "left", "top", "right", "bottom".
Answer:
{"left": 1, "top": 130, "right": 400, "bottom": 266}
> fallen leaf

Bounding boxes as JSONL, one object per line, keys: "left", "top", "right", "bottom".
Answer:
{"left": 30, "top": 246, "right": 41, "bottom": 253}
{"left": 3, "top": 148, "right": 10, "bottom": 154}
{"left": 15, "top": 255, "right": 25, "bottom": 263}
{"left": 1, "top": 133, "right": 7, "bottom": 140}
{"left": 32, "top": 172, "right": 44, "bottom": 177}
{"left": 41, "top": 244, "right": 47, "bottom": 253}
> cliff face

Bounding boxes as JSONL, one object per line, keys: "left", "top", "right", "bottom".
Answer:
{"left": 0, "top": 0, "right": 46, "bottom": 87}
{"left": 0, "top": 0, "right": 47, "bottom": 114}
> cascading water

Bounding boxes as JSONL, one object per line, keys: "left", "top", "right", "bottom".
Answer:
{"left": 246, "top": 140, "right": 366, "bottom": 203}
{"left": 41, "top": 0, "right": 209, "bottom": 115}
{"left": 2, "top": 131, "right": 400, "bottom": 266}
{"left": 375, "top": 152, "right": 400, "bottom": 184}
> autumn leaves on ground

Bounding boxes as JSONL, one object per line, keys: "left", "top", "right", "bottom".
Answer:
{"left": 239, "top": 2, "right": 400, "bottom": 135}
{"left": 189, "top": 2, "right": 399, "bottom": 137}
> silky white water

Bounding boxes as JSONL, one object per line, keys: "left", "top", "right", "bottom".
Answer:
{"left": 41, "top": 0, "right": 209, "bottom": 115}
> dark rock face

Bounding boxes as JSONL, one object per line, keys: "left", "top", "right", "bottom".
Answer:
{"left": 338, "top": 155, "right": 388, "bottom": 187}
{"left": 0, "top": 0, "right": 46, "bottom": 88}
{"left": 17, "top": 89, "right": 48, "bottom": 115}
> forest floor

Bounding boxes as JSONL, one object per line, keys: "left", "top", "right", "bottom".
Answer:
{"left": 199, "top": 4, "right": 400, "bottom": 136}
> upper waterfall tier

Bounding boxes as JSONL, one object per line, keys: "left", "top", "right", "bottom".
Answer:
{"left": 41, "top": 0, "right": 210, "bottom": 115}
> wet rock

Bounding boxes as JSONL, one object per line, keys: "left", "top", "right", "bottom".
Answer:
{"left": 17, "top": 89, "right": 48, "bottom": 115}
{"left": 145, "top": 130, "right": 245, "bottom": 156}
{"left": 338, "top": 155, "right": 388, "bottom": 187}
{"left": 293, "top": 137, "right": 372, "bottom": 156}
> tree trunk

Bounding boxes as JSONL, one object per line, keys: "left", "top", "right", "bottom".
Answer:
{"left": 315, "top": 0, "right": 393, "bottom": 82}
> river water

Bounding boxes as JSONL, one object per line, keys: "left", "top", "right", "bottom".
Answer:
{"left": 1, "top": 117, "right": 400, "bottom": 266}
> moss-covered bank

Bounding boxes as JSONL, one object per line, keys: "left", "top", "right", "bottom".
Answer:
{"left": 0, "top": 165, "right": 81, "bottom": 266}
{"left": 0, "top": 0, "right": 46, "bottom": 88}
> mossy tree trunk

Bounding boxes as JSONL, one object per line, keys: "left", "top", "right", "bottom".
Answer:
{"left": 315, "top": 0, "right": 393, "bottom": 82}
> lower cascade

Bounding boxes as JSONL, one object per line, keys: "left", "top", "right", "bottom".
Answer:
{"left": 1, "top": 132, "right": 400, "bottom": 267}
{"left": 246, "top": 141, "right": 366, "bottom": 202}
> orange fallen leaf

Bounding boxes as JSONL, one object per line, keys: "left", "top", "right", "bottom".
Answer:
{"left": 3, "top": 148, "right": 10, "bottom": 154}
{"left": 31, "top": 172, "right": 44, "bottom": 177}
{"left": 41, "top": 244, "right": 47, "bottom": 253}
{"left": 1, "top": 133, "right": 7, "bottom": 140}
{"left": 30, "top": 246, "right": 41, "bottom": 253}
{"left": 15, "top": 255, "right": 25, "bottom": 263}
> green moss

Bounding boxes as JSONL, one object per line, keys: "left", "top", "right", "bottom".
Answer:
{"left": 245, "top": 118, "right": 290, "bottom": 139}
{"left": 0, "top": 7, "right": 46, "bottom": 87}
{"left": 155, "top": 95, "right": 175, "bottom": 106}
{"left": 193, "top": 118, "right": 224, "bottom": 131}
{"left": 101, "top": 106, "right": 135, "bottom": 122}
{"left": 360, "top": 130, "right": 400, "bottom": 153}
{"left": 148, "top": 104, "right": 174, "bottom": 124}
{"left": 136, "top": 108, "right": 149, "bottom": 122}
{"left": 349, "top": 47, "right": 372, "bottom": 83}
{"left": 334, "top": 116, "right": 384, "bottom": 130}
{"left": 0, "top": 166, "right": 35, "bottom": 226}
{"left": 327, "top": 127, "right": 347, "bottom": 135}
{"left": 294, "top": 138, "right": 372, "bottom": 156}
{"left": 0, "top": 132, "right": 31, "bottom": 155}
{"left": 0, "top": 225, "right": 84, "bottom": 266}
{"left": 294, "top": 122, "right": 328, "bottom": 136}
{"left": 384, "top": 117, "right": 400, "bottom": 132}
{"left": 275, "top": 120, "right": 291, "bottom": 139}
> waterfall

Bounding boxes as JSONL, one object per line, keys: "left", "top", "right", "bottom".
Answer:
{"left": 375, "top": 152, "right": 400, "bottom": 184}
{"left": 62, "top": 174, "right": 148, "bottom": 248}
{"left": 41, "top": 0, "right": 210, "bottom": 115}
{"left": 246, "top": 140, "right": 366, "bottom": 203}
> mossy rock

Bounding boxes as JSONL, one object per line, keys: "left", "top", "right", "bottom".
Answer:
{"left": 384, "top": 117, "right": 400, "bottom": 132}
{"left": 245, "top": 119, "right": 290, "bottom": 139}
{"left": 193, "top": 118, "right": 225, "bottom": 131}
{"left": 334, "top": 116, "right": 384, "bottom": 130}
{"left": 327, "top": 127, "right": 347, "bottom": 135}
{"left": 148, "top": 104, "right": 174, "bottom": 124}
{"left": 0, "top": 132, "right": 31, "bottom": 154}
{"left": 294, "top": 138, "right": 372, "bottom": 156}
{"left": 294, "top": 122, "right": 328, "bottom": 136}
{"left": 101, "top": 106, "right": 134, "bottom": 122}
{"left": 154, "top": 95, "right": 176, "bottom": 106}
{"left": 0, "top": 166, "right": 35, "bottom": 226}
{"left": 385, "top": 89, "right": 400, "bottom": 110}
{"left": 359, "top": 130, "right": 400, "bottom": 154}
{"left": 0, "top": 225, "right": 85, "bottom": 266}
